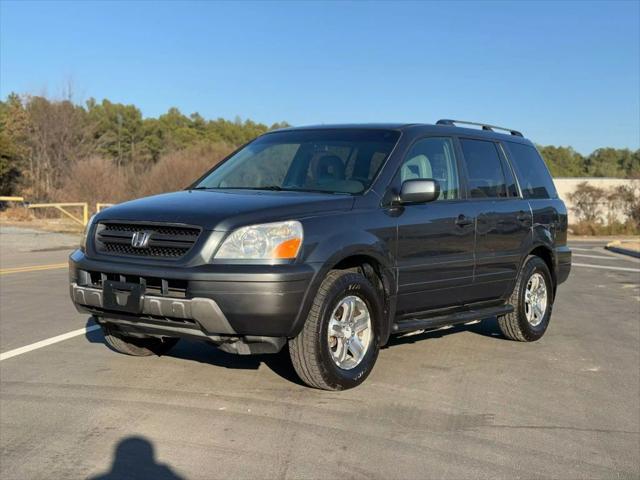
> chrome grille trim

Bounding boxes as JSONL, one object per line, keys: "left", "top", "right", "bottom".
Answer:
{"left": 95, "top": 222, "right": 201, "bottom": 259}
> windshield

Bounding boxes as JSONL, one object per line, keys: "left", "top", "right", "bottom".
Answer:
{"left": 194, "top": 129, "right": 400, "bottom": 194}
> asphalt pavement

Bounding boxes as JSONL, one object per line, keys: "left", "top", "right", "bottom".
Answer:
{"left": 1, "top": 227, "right": 639, "bottom": 479}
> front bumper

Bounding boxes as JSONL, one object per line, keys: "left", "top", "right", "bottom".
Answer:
{"left": 70, "top": 282, "right": 236, "bottom": 334}
{"left": 69, "top": 250, "right": 316, "bottom": 343}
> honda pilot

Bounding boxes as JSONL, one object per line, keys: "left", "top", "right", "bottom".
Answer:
{"left": 69, "top": 120, "right": 572, "bottom": 390}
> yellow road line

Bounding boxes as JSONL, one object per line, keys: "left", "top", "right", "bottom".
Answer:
{"left": 0, "top": 263, "right": 67, "bottom": 275}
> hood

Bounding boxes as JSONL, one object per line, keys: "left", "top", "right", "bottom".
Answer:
{"left": 96, "top": 189, "right": 355, "bottom": 230}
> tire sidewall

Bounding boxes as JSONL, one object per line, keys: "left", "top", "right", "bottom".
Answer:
{"left": 516, "top": 258, "right": 553, "bottom": 340}
{"left": 316, "top": 274, "right": 382, "bottom": 390}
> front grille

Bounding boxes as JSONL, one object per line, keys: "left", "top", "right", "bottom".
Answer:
{"left": 95, "top": 222, "right": 201, "bottom": 259}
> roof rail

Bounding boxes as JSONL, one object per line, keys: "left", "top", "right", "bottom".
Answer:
{"left": 436, "top": 119, "right": 523, "bottom": 137}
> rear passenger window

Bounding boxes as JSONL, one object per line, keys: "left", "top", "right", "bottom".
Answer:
{"left": 504, "top": 142, "right": 558, "bottom": 199}
{"left": 459, "top": 139, "right": 507, "bottom": 198}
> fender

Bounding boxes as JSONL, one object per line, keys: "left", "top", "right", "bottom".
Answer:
{"left": 289, "top": 228, "right": 398, "bottom": 343}
{"left": 514, "top": 226, "right": 557, "bottom": 289}
{"left": 524, "top": 198, "right": 568, "bottom": 286}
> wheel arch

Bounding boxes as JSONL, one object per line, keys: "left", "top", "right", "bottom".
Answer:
{"left": 526, "top": 244, "right": 556, "bottom": 294}
{"left": 332, "top": 254, "right": 396, "bottom": 346}
{"left": 291, "top": 247, "right": 397, "bottom": 345}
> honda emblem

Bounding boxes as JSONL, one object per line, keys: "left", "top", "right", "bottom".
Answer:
{"left": 131, "top": 231, "right": 151, "bottom": 248}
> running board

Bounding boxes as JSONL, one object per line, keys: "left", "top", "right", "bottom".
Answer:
{"left": 392, "top": 304, "right": 514, "bottom": 334}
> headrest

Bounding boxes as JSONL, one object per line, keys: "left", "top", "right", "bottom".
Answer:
{"left": 315, "top": 155, "right": 345, "bottom": 181}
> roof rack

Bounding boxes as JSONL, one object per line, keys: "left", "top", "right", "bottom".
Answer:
{"left": 436, "top": 119, "right": 523, "bottom": 137}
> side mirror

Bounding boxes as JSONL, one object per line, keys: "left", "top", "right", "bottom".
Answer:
{"left": 399, "top": 179, "right": 440, "bottom": 204}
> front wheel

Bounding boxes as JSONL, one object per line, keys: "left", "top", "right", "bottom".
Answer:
{"left": 102, "top": 323, "right": 179, "bottom": 356}
{"left": 498, "top": 256, "right": 554, "bottom": 342}
{"left": 289, "top": 270, "right": 382, "bottom": 390}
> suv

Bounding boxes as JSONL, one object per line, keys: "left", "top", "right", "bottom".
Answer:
{"left": 69, "top": 120, "right": 571, "bottom": 390}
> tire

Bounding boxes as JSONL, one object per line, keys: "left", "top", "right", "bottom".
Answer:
{"left": 498, "top": 255, "right": 554, "bottom": 342}
{"left": 102, "top": 323, "right": 179, "bottom": 356}
{"left": 289, "top": 270, "right": 382, "bottom": 390}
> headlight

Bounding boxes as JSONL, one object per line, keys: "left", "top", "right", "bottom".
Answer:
{"left": 214, "top": 220, "right": 303, "bottom": 261}
{"left": 80, "top": 214, "right": 97, "bottom": 251}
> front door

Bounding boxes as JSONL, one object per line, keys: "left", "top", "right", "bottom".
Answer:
{"left": 395, "top": 137, "right": 476, "bottom": 316}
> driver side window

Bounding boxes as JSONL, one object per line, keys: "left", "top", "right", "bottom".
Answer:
{"left": 400, "top": 137, "right": 459, "bottom": 200}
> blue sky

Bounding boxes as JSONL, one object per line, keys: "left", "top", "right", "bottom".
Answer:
{"left": 1, "top": 0, "right": 638, "bottom": 154}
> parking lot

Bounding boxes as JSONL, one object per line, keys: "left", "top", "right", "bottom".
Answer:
{"left": 1, "top": 227, "right": 639, "bottom": 480}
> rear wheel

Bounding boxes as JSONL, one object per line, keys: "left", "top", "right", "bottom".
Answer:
{"left": 289, "top": 270, "right": 381, "bottom": 390}
{"left": 498, "top": 256, "right": 554, "bottom": 342}
{"left": 102, "top": 323, "right": 179, "bottom": 356}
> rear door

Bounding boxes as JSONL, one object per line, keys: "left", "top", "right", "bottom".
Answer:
{"left": 394, "top": 136, "right": 476, "bottom": 315}
{"left": 458, "top": 137, "right": 532, "bottom": 302}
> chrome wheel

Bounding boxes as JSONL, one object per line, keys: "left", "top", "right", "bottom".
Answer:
{"left": 327, "top": 295, "right": 372, "bottom": 370}
{"left": 524, "top": 272, "right": 548, "bottom": 327}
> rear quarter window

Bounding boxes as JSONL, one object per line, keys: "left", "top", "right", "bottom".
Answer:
{"left": 504, "top": 142, "right": 558, "bottom": 199}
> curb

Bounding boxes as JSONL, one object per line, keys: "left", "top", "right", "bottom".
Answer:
{"left": 605, "top": 241, "right": 640, "bottom": 259}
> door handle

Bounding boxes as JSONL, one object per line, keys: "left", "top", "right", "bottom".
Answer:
{"left": 455, "top": 214, "right": 473, "bottom": 227}
{"left": 516, "top": 211, "right": 529, "bottom": 223}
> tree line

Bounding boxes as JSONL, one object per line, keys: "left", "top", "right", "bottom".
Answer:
{"left": 0, "top": 93, "right": 638, "bottom": 201}
{"left": 538, "top": 145, "right": 639, "bottom": 178}
{"left": 0, "top": 93, "right": 287, "bottom": 200}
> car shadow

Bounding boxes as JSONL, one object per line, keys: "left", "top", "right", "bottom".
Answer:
{"left": 84, "top": 318, "right": 305, "bottom": 386}
{"left": 88, "top": 436, "right": 185, "bottom": 480}
{"left": 85, "top": 316, "right": 504, "bottom": 386}
{"left": 466, "top": 316, "right": 506, "bottom": 338}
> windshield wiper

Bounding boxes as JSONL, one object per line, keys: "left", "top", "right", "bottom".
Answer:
{"left": 190, "top": 185, "right": 352, "bottom": 194}
{"left": 245, "top": 186, "right": 349, "bottom": 194}
{"left": 189, "top": 186, "right": 284, "bottom": 191}
{"left": 252, "top": 185, "right": 284, "bottom": 191}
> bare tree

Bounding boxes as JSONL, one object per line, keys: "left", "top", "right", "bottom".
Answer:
{"left": 20, "top": 94, "right": 92, "bottom": 199}
{"left": 612, "top": 181, "right": 640, "bottom": 228}
{"left": 568, "top": 182, "right": 606, "bottom": 223}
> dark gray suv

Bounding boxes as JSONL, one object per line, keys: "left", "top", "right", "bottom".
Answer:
{"left": 69, "top": 120, "right": 572, "bottom": 390}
